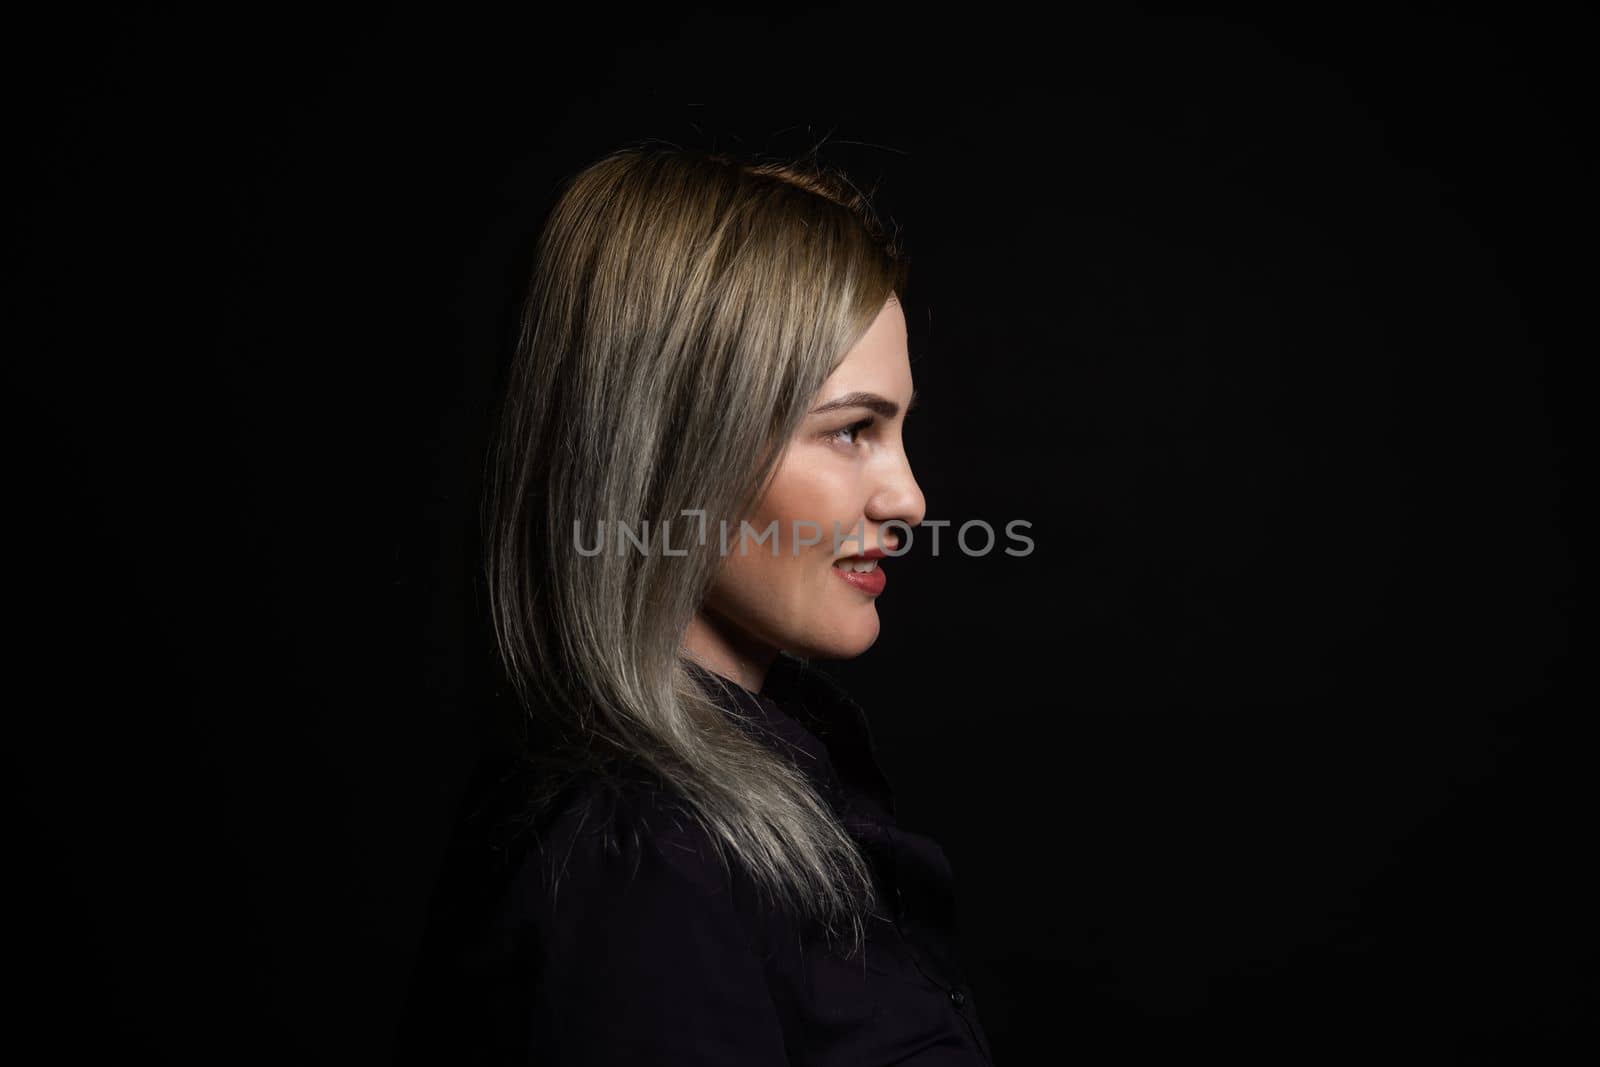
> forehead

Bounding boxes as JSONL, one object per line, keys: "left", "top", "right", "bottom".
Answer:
{"left": 820, "top": 298, "right": 910, "bottom": 390}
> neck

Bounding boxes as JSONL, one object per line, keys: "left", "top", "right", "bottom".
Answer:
{"left": 682, "top": 607, "right": 776, "bottom": 693}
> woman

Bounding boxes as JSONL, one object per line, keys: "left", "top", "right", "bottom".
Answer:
{"left": 400, "top": 143, "right": 994, "bottom": 1065}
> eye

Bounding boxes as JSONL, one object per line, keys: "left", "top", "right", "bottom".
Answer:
{"left": 824, "top": 416, "right": 875, "bottom": 448}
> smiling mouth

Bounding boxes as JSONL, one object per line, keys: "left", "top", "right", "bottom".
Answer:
{"left": 831, "top": 551, "right": 888, "bottom": 596}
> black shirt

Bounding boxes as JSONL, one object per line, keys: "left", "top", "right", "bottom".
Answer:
{"left": 399, "top": 654, "right": 995, "bottom": 1065}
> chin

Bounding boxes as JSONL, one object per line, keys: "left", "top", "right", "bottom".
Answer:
{"left": 791, "top": 613, "right": 880, "bottom": 661}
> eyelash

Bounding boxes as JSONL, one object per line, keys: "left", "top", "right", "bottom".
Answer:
{"left": 825, "top": 416, "right": 875, "bottom": 447}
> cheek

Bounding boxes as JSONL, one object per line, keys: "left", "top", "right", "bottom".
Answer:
{"left": 709, "top": 511, "right": 847, "bottom": 633}
{"left": 714, "top": 526, "right": 828, "bottom": 615}
{"left": 705, "top": 456, "right": 875, "bottom": 646}
{"left": 757, "top": 464, "right": 857, "bottom": 553}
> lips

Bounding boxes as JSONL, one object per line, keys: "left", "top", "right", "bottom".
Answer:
{"left": 832, "top": 550, "right": 887, "bottom": 596}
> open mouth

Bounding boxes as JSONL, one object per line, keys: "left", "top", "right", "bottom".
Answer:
{"left": 831, "top": 552, "right": 887, "bottom": 596}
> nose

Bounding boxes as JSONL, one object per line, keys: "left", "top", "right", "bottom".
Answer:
{"left": 866, "top": 451, "right": 927, "bottom": 549}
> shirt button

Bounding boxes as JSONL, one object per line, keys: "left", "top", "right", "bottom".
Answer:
{"left": 949, "top": 989, "right": 966, "bottom": 1008}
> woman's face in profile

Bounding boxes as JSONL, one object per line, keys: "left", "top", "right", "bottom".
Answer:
{"left": 698, "top": 296, "right": 926, "bottom": 668}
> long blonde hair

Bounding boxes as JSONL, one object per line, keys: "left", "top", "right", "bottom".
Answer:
{"left": 483, "top": 142, "right": 908, "bottom": 956}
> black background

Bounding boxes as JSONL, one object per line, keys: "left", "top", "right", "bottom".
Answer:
{"left": 13, "top": 4, "right": 1586, "bottom": 1064}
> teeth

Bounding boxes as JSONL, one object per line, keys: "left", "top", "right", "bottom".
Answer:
{"left": 834, "top": 558, "right": 878, "bottom": 573}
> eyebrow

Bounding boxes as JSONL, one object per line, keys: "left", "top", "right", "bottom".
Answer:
{"left": 810, "top": 388, "right": 919, "bottom": 419}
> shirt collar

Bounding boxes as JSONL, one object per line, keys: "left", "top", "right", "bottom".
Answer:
{"left": 684, "top": 654, "right": 897, "bottom": 821}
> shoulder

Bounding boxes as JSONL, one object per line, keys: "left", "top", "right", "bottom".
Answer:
{"left": 513, "top": 771, "right": 794, "bottom": 1062}
{"left": 478, "top": 762, "right": 766, "bottom": 948}
{"left": 406, "top": 760, "right": 794, "bottom": 1065}
{"left": 537, "top": 770, "right": 740, "bottom": 908}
